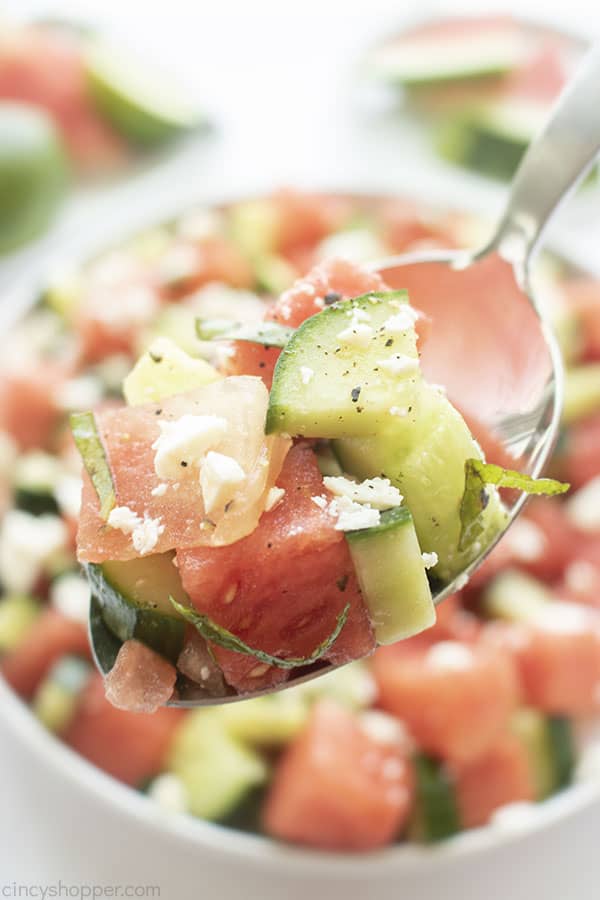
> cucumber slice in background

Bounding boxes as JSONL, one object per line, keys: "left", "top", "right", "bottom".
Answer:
{"left": 86, "top": 553, "right": 186, "bottom": 664}
{"left": 14, "top": 452, "right": 64, "bottom": 517}
{"left": 409, "top": 754, "right": 461, "bottom": 843}
{"left": 563, "top": 364, "right": 600, "bottom": 425}
{"left": 346, "top": 506, "right": 435, "bottom": 644}
{"left": 0, "top": 103, "right": 68, "bottom": 253}
{"left": 33, "top": 655, "right": 92, "bottom": 734}
{"left": 335, "top": 382, "right": 507, "bottom": 582}
{"left": 482, "top": 569, "right": 552, "bottom": 622}
{"left": 0, "top": 595, "right": 41, "bottom": 654}
{"left": 84, "top": 41, "right": 204, "bottom": 145}
{"left": 512, "top": 709, "right": 575, "bottom": 799}
{"left": 267, "top": 292, "right": 421, "bottom": 439}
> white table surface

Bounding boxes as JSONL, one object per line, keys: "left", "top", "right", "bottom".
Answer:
{"left": 2, "top": 0, "right": 600, "bottom": 894}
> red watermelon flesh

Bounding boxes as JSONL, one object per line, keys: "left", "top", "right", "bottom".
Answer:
{"left": 104, "top": 639, "right": 177, "bottom": 713}
{"left": 77, "top": 376, "right": 290, "bottom": 562}
{"left": 176, "top": 443, "right": 375, "bottom": 693}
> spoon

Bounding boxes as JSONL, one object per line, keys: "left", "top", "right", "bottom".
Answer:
{"left": 90, "top": 46, "right": 600, "bottom": 707}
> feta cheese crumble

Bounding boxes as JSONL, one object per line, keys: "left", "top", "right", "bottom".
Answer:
{"left": 336, "top": 322, "right": 374, "bottom": 347}
{"left": 107, "top": 506, "right": 164, "bottom": 556}
{"left": 151, "top": 483, "right": 168, "bottom": 497}
{"left": 300, "top": 366, "right": 314, "bottom": 385}
{"left": 421, "top": 551, "right": 438, "bottom": 569}
{"left": 377, "top": 354, "right": 419, "bottom": 376}
{"left": 152, "top": 414, "right": 229, "bottom": 480}
{"left": 329, "top": 495, "right": 381, "bottom": 531}
{"left": 323, "top": 475, "right": 403, "bottom": 510}
{"left": 199, "top": 451, "right": 246, "bottom": 514}
{"left": 0, "top": 511, "right": 68, "bottom": 594}
{"left": 50, "top": 572, "right": 90, "bottom": 624}
{"left": 425, "top": 641, "right": 475, "bottom": 671}
{"left": 311, "top": 495, "right": 328, "bottom": 510}
{"left": 504, "top": 518, "right": 546, "bottom": 562}
{"left": 382, "top": 307, "right": 419, "bottom": 334}
{"left": 265, "top": 486, "right": 285, "bottom": 511}
{"left": 148, "top": 774, "right": 188, "bottom": 814}
{"left": 566, "top": 476, "right": 600, "bottom": 532}
{"left": 360, "top": 710, "right": 409, "bottom": 746}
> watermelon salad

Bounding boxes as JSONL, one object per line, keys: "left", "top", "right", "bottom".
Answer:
{"left": 366, "top": 15, "right": 591, "bottom": 181}
{"left": 1, "top": 190, "right": 599, "bottom": 852}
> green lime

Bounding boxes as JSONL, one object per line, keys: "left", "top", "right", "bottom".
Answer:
{"left": 0, "top": 103, "right": 69, "bottom": 253}
{"left": 84, "top": 41, "right": 204, "bottom": 145}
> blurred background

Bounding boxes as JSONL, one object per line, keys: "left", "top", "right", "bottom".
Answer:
{"left": 2, "top": 1, "right": 600, "bottom": 898}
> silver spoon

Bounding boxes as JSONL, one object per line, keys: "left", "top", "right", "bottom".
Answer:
{"left": 90, "top": 46, "right": 600, "bottom": 706}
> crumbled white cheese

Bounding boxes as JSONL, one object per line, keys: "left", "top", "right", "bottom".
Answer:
{"left": 377, "top": 354, "right": 419, "bottom": 376}
{"left": 311, "top": 495, "right": 328, "bottom": 510}
{"left": 0, "top": 511, "right": 67, "bottom": 594}
{"left": 323, "top": 475, "right": 402, "bottom": 510}
{"left": 151, "top": 483, "right": 168, "bottom": 497}
{"left": 337, "top": 322, "right": 374, "bottom": 347}
{"left": 565, "top": 560, "right": 598, "bottom": 594}
{"left": 107, "top": 506, "right": 164, "bottom": 556}
{"left": 152, "top": 414, "right": 228, "bottom": 480}
{"left": 421, "top": 551, "right": 438, "bottom": 569}
{"left": 504, "top": 518, "right": 546, "bottom": 562}
{"left": 389, "top": 406, "right": 408, "bottom": 417}
{"left": 330, "top": 495, "right": 381, "bottom": 531}
{"left": 96, "top": 284, "right": 159, "bottom": 328}
{"left": 359, "top": 710, "right": 408, "bottom": 746}
{"left": 50, "top": 572, "right": 90, "bottom": 625}
{"left": 265, "top": 486, "right": 285, "bottom": 512}
{"left": 54, "top": 475, "right": 82, "bottom": 519}
{"left": 148, "top": 774, "right": 188, "bottom": 815}
{"left": 382, "top": 307, "right": 418, "bottom": 334}
{"left": 200, "top": 451, "right": 246, "bottom": 513}
{"left": 300, "top": 366, "right": 314, "bottom": 385}
{"left": 346, "top": 307, "right": 371, "bottom": 323}
{"left": 56, "top": 375, "right": 104, "bottom": 412}
{"left": 453, "top": 573, "right": 470, "bottom": 591}
{"left": 157, "top": 243, "right": 198, "bottom": 284}
{"left": 566, "top": 476, "right": 600, "bottom": 532}
{"left": 425, "top": 641, "right": 475, "bottom": 671}
{"left": 532, "top": 601, "right": 593, "bottom": 635}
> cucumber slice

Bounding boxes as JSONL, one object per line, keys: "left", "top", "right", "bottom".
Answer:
{"left": 482, "top": 569, "right": 551, "bottom": 622}
{"left": 123, "top": 337, "right": 219, "bottom": 406}
{"left": 409, "top": 754, "right": 461, "bottom": 843}
{"left": 0, "top": 595, "right": 41, "bottom": 654}
{"left": 253, "top": 253, "right": 296, "bottom": 295}
{"left": 563, "top": 364, "right": 600, "bottom": 425}
{"left": 346, "top": 506, "right": 435, "bottom": 644}
{"left": 335, "top": 382, "right": 506, "bottom": 582}
{"left": 85, "top": 41, "right": 204, "bottom": 145}
{"left": 216, "top": 693, "right": 309, "bottom": 746}
{"left": 86, "top": 553, "right": 186, "bottom": 664}
{"left": 512, "top": 709, "right": 575, "bottom": 800}
{"left": 228, "top": 199, "right": 280, "bottom": 257}
{"left": 267, "top": 292, "right": 421, "bottom": 439}
{"left": 168, "top": 711, "right": 268, "bottom": 821}
{"left": 14, "top": 452, "right": 64, "bottom": 516}
{"left": 33, "top": 655, "right": 92, "bottom": 734}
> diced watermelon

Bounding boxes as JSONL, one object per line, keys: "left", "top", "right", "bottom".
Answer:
{"left": 158, "top": 237, "right": 254, "bottom": 299}
{"left": 0, "top": 363, "right": 65, "bottom": 450}
{"left": 453, "top": 732, "right": 534, "bottom": 829}
{"left": 485, "top": 607, "right": 600, "bottom": 716}
{"left": 263, "top": 700, "right": 414, "bottom": 851}
{"left": 270, "top": 190, "right": 353, "bottom": 254}
{"left": 177, "top": 443, "right": 375, "bottom": 692}
{"left": 104, "top": 639, "right": 177, "bottom": 713}
{"left": 380, "top": 199, "right": 458, "bottom": 254}
{"left": 516, "top": 499, "right": 580, "bottom": 583}
{"left": 503, "top": 44, "right": 566, "bottom": 103}
{"left": 395, "top": 594, "right": 480, "bottom": 654}
{"left": 563, "top": 279, "right": 600, "bottom": 362}
{"left": 373, "top": 640, "right": 518, "bottom": 764}
{"left": 77, "top": 376, "right": 289, "bottom": 561}
{"left": 1, "top": 608, "right": 90, "bottom": 699}
{"left": 560, "top": 553, "right": 600, "bottom": 610}
{"left": 64, "top": 673, "right": 184, "bottom": 785}
{"left": 559, "top": 414, "right": 600, "bottom": 490}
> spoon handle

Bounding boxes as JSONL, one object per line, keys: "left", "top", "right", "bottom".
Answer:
{"left": 491, "top": 44, "right": 600, "bottom": 266}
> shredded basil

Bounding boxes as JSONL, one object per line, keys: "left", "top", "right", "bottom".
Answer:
{"left": 170, "top": 597, "right": 350, "bottom": 669}
{"left": 195, "top": 318, "right": 295, "bottom": 348}
{"left": 459, "top": 458, "right": 569, "bottom": 551}
{"left": 70, "top": 411, "right": 116, "bottom": 520}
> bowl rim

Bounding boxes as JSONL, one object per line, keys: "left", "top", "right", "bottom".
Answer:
{"left": 2, "top": 186, "right": 600, "bottom": 874}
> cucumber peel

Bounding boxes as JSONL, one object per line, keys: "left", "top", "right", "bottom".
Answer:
{"left": 70, "top": 411, "right": 115, "bottom": 520}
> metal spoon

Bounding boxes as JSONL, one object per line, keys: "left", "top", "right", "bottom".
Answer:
{"left": 90, "top": 47, "right": 600, "bottom": 707}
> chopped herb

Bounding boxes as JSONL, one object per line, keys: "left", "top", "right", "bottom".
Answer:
{"left": 459, "top": 459, "right": 569, "bottom": 551}
{"left": 170, "top": 598, "right": 350, "bottom": 670}
{"left": 70, "top": 411, "right": 116, "bottom": 520}
{"left": 195, "top": 318, "right": 294, "bottom": 348}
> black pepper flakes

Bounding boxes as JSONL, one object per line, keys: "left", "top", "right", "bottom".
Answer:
{"left": 351, "top": 386, "right": 361, "bottom": 403}
{"left": 180, "top": 460, "right": 188, "bottom": 468}
{"left": 385, "top": 338, "right": 394, "bottom": 347}
{"left": 324, "top": 291, "right": 342, "bottom": 305}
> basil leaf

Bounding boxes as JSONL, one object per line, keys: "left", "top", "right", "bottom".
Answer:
{"left": 459, "top": 459, "right": 569, "bottom": 552}
{"left": 196, "top": 318, "right": 294, "bottom": 348}
{"left": 70, "top": 411, "right": 116, "bottom": 520}
{"left": 170, "top": 597, "right": 350, "bottom": 670}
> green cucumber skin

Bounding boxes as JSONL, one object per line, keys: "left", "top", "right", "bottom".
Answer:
{"left": 266, "top": 291, "right": 421, "bottom": 439}
{"left": 86, "top": 562, "right": 185, "bottom": 664}
{"left": 410, "top": 754, "right": 461, "bottom": 843}
{"left": 346, "top": 504, "right": 412, "bottom": 540}
{"left": 547, "top": 717, "right": 575, "bottom": 792}
{"left": 14, "top": 488, "right": 60, "bottom": 517}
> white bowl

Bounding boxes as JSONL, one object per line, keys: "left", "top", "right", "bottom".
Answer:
{"left": 2, "top": 192, "right": 600, "bottom": 899}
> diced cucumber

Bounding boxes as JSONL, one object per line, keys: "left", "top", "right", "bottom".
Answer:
{"left": 335, "top": 382, "right": 507, "bottom": 582}
{"left": 216, "top": 693, "right": 309, "bottom": 746}
{"left": 482, "top": 569, "right": 551, "bottom": 623}
{"left": 14, "top": 451, "right": 64, "bottom": 516}
{"left": 123, "top": 337, "right": 219, "bottom": 406}
{"left": 43, "top": 266, "right": 83, "bottom": 321}
{"left": 315, "top": 443, "right": 344, "bottom": 477}
{"left": 291, "top": 660, "right": 377, "bottom": 710}
{"left": 86, "top": 553, "right": 186, "bottom": 664}
{"left": 168, "top": 711, "right": 268, "bottom": 821}
{"left": 512, "top": 709, "right": 575, "bottom": 799}
{"left": 346, "top": 506, "right": 435, "bottom": 644}
{"left": 228, "top": 199, "right": 280, "bottom": 257}
{"left": 409, "top": 754, "right": 460, "bottom": 843}
{"left": 267, "top": 292, "right": 421, "bottom": 439}
{"left": 563, "top": 364, "right": 600, "bottom": 425}
{"left": 253, "top": 253, "right": 296, "bottom": 295}
{"left": 0, "top": 595, "right": 41, "bottom": 654}
{"left": 33, "top": 655, "right": 92, "bottom": 734}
